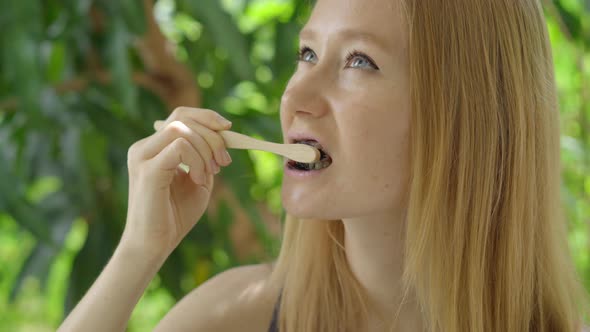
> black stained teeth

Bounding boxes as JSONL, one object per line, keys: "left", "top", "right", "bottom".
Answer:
{"left": 289, "top": 139, "right": 333, "bottom": 171}
{"left": 295, "top": 139, "right": 319, "bottom": 147}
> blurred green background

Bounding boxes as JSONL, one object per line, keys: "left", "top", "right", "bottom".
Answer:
{"left": 0, "top": 0, "right": 588, "bottom": 331}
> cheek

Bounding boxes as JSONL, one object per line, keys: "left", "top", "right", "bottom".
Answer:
{"left": 353, "top": 142, "right": 410, "bottom": 208}
{"left": 354, "top": 148, "right": 400, "bottom": 184}
{"left": 342, "top": 112, "right": 407, "bottom": 160}
{"left": 340, "top": 112, "right": 410, "bottom": 187}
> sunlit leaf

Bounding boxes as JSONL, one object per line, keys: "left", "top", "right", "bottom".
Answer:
{"left": 180, "top": 0, "right": 255, "bottom": 81}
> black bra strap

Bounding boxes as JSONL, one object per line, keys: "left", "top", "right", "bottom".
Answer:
{"left": 267, "top": 290, "right": 282, "bottom": 332}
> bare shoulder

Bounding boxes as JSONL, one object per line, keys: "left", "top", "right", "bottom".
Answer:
{"left": 154, "top": 262, "right": 280, "bottom": 332}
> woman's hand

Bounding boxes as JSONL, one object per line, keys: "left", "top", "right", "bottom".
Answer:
{"left": 121, "top": 106, "right": 233, "bottom": 260}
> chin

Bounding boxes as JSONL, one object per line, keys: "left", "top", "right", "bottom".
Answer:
{"left": 282, "top": 201, "right": 317, "bottom": 219}
{"left": 281, "top": 196, "right": 338, "bottom": 220}
{"left": 281, "top": 183, "right": 345, "bottom": 220}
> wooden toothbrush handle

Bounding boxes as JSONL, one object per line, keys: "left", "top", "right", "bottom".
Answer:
{"left": 153, "top": 120, "right": 319, "bottom": 163}
{"left": 218, "top": 130, "right": 320, "bottom": 163}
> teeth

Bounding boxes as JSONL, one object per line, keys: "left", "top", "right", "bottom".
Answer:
{"left": 295, "top": 139, "right": 323, "bottom": 149}
{"left": 289, "top": 154, "right": 332, "bottom": 171}
{"left": 290, "top": 139, "right": 333, "bottom": 171}
{"left": 312, "top": 160, "right": 329, "bottom": 170}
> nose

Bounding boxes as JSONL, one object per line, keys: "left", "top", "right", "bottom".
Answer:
{"left": 280, "top": 69, "right": 331, "bottom": 119}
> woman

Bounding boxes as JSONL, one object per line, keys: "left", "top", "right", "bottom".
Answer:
{"left": 58, "top": 0, "right": 590, "bottom": 331}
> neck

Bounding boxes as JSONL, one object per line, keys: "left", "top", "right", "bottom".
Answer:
{"left": 342, "top": 209, "right": 424, "bottom": 331}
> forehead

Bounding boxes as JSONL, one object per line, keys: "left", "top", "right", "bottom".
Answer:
{"left": 303, "top": 0, "right": 406, "bottom": 51}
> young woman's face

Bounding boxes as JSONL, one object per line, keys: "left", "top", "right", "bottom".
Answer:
{"left": 280, "top": 0, "right": 411, "bottom": 219}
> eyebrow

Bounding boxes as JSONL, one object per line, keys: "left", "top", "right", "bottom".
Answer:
{"left": 298, "top": 28, "right": 392, "bottom": 53}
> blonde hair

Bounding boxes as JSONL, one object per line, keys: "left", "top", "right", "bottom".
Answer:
{"left": 267, "top": 0, "right": 590, "bottom": 331}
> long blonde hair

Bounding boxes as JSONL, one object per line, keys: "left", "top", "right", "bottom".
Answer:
{"left": 267, "top": 0, "right": 590, "bottom": 331}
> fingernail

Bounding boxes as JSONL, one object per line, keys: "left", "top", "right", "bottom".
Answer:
{"left": 217, "top": 116, "right": 232, "bottom": 127}
{"left": 210, "top": 159, "right": 220, "bottom": 174}
{"left": 179, "top": 163, "right": 190, "bottom": 174}
{"left": 223, "top": 150, "right": 232, "bottom": 164}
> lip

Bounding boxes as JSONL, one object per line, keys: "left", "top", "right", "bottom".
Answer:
{"left": 284, "top": 161, "right": 330, "bottom": 178}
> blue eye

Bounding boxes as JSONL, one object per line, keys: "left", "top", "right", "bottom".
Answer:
{"left": 348, "top": 57, "right": 370, "bottom": 68}
{"left": 297, "top": 46, "right": 317, "bottom": 63}
{"left": 295, "top": 46, "right": 380, "bottom": 71}
{"left": 345, "top": 50, "right": 380, "bottom": 70}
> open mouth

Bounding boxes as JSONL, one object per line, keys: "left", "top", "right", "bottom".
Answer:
{"left": 288, "top": 139, "right": 333, "bottom": 171}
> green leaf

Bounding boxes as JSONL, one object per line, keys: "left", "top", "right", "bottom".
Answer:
{"left": 64, "top": 221, "right": 114, "bottom": 315}
{"left": 552, "top": 0, "right": 585, "bottom": 42}
{"left": 106, "top": 18, "right": 138, "bottom": 117}
{"left": 158, "top": 250, "right": 185, "bottom": 300}
{"left": 46, "top": 41, "right": 66, "bottom": 83}
{"left": 181, "top": 0, "right": 255, "bottom": 81}
{"left": 6, "top": 199, "right": 54, "bottom": 245}
{"left": 5, "top": 31, "right": 43, "bottom": 115}
{"left": 9, "top": 190, "right": 77, "bottom": 300}
{"left": 9, "top": 242, "right": 58, "bottom": 301}
{"left": 120, "top": 0, "right": 147, "bottom": 35}
{"left": 81, "top": 130, "right": 110, "bottom": 178}
{"left": 26, "top": 176, "right": 62, "bottom": 204}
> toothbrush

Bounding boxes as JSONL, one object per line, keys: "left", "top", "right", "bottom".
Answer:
{"left": 153, "top": 120, "right": 320, "bottom": 173}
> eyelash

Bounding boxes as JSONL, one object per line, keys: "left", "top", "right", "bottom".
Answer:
{"left": 296, "top": 45, "right": 380, "bottom": 70}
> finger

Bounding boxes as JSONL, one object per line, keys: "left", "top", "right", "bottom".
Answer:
{"left": 149, "top": 137, "right": 206, "bottom": 185}
{"left": 157, "top": 107, "right": 232, "bottom": 132}
{"left": 154, "top": 119, "right": 230, "bottom": 167}
{"left": 140, "top": 121, "right": 215, "bottom": 174}
{"left": 184, "top": 119, "right": 232, "bottom": 167}
{"left": 154, "top": 120, "right": 164, "bottom": 131}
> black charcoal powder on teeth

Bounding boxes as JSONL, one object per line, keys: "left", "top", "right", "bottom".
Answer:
{"left": 290, "top": 141, "right": 332, "bottom": 171}
{"left": 291, "top": 155, "right": 331, "bottom": 171}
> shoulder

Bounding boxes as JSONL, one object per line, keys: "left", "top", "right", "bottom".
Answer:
{"left": 154, "top": 262, "right": 280, "bottom": 332}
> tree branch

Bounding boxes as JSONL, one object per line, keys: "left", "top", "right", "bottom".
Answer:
{"left": 133, "top": 0, "right": 201, "bottom": 109}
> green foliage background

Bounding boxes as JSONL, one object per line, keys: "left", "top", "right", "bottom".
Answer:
{"left": 0, "top": 0, "right": 588, "bottom": 331}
